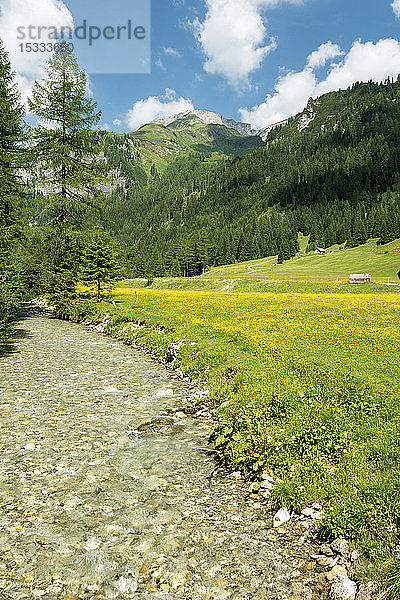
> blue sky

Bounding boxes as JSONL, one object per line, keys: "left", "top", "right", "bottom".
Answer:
{"left": 1, "top": 0, "right": 400, "bottom": 132}
{"left": 93, "top": 0, "right": 400, "bottom": 130}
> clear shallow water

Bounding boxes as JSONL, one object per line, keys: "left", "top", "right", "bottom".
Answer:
{"left": 0, "top": 313, "right": 325, "bottom": 599}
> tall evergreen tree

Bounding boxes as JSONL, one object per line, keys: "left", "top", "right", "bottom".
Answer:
{"left": 27, "top": 42, "right": 109, "bottom": 298}
{"left": 28, "top": 41, "right": 105, "bottom": 229}
{"left": 80, "top": 229, "right": 120, "bottom": 301}
{"left": 0, "top": 39, "right": 24, "bottom": 268}
{"left": 0, "top": 40, "right": 24, "bottom": 340}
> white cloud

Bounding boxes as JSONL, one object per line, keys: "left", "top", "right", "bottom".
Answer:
{"left": 14, "top": 73, "right": 35, "bottom": 106}
{"left": 0, "top": 0, "right": 74, "bottom": 103}
{"left": 317, "top": 39, "right": 400, "bottom": 94}
{"left": 392, "top": 0, "right": 400, "bottom": 18}
{"left": 240, "top": 68, "right": 316, "bottom": 127}
{"left": 306, "top": 41, "right": 343, "bottom": 69}
{"left": 125, "top": 89, "right": 194, "bottom": 130}
{"left": 113, "top": 118, "right": 122, "bottom": 127}
{"left": 240, "top": 38, "right": 400, "bottom": 129}
{"left": 164, "top": 47, "right": 183, "bottom": 58}
{"left": 192, "top": 0, "right": 303, "bottom": 86}
{"left": 85, "top": 73, "right": 94, "bottom": 97}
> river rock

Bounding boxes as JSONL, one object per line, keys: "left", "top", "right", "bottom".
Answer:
{"left": 169, "top": 569, "right": 191, "bottom": 589}
{"left": 165, "top": 342, "right": 183, "bottom": 364}
{"left": 311, "top": 510, "right": 324, "bottom": 520}
{"left": 136, "top": 416, "right": 176, "bottom": 433}
{"left": 261, "top": 479, "right": 273, "bottom": 490}
{"left": 174, "top": 411, "right": 187, "bottom": 420}
{"left": 273, "top": 508, "right": 291, "bottom": 527}
{"left": 329, "top": 575, "right": 357, "bottom": 600}
{"left": 326, "top": 566, "right": 348, "bottom": 582}
{"left": 316, "top": 555, "right": 334, "bottom": 567}
{"left": 331, "top": 538, "right": 350, "bottom": 556}
{"left": 350, "top": 550, "right": 360, "bottom": 562}
{"left": 320, "top": 543, "right": 334, "bottom": 557}
{"left": 249, "top": 482, "right": 260, "bottom": 493}
{"left": 93, "top": 314, "right": 110, "bottom": 333}
{"left": 113, "top": 576, "right": 138, "bottom": 594}
{"left": 302, "top": 506, "right": 324, "bottom": 519}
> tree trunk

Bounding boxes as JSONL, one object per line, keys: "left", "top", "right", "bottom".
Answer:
{"left": 61, "top": 70, "right": 67, "bottom": 228}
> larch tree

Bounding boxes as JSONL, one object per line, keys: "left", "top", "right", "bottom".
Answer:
{"left": 28, "top": 41, "right": 106, "bottom": 231}
{"left": 0, "top": 39, "right": 24, "bottom": 268}
{"left": 27, "top": 41, "right": 109, "bottom": 299}
{"left": 0, "top": 39, "right": 24, "bottom": 340}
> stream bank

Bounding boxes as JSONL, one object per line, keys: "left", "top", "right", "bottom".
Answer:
{"left": 0, "top": 308, "right": 328, "bottom": 599}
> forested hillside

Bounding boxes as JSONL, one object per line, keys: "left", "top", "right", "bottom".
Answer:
{"left": 102, "top": 113, "right": 262, "bottom": 179}
{"left": 113, "top": 77, "right": 400, "bottom": 278}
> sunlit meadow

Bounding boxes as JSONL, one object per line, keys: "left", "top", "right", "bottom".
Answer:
{"left": 71, "top": 285, "right": 400, "bottom": 591}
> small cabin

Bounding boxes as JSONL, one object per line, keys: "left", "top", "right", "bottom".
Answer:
{"left": 314, "top": 248, "right": 325, "bottom": 255}
{"left": 349, "top": 273, "right": 371, "bottom": 284}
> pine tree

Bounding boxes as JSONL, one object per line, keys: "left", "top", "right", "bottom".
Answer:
{"left": 80, "top": 229, "right": 120, "bottom": 300}
{"left": 194, "top": 236, "right": 210, "bottom": 275}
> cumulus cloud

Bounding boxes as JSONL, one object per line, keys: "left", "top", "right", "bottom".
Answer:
{"left": 164, "top": 47, "right": 183, "bottom": 58}
{"left": 0, "top": 0, "right": 74, "bottom": 103}
{"left": 240, "top": 38, "right": 400, "bottom": 129}
{"left": 125, "top": 89, "right": 194, "bottom": 130}
{"left": 392, "top": 0, "right": 400, "bottom": 18}
{"left": 317, "top": 39, "right": 400, "bottom": 94}
{"left": 113, "top": 118, "right": 122, "bottom": 127}
{"left": 192, "top": 0, "right": 302, "bottom": 86}
{"left": 306, "top": 41, "right": 343, "bottom": 69}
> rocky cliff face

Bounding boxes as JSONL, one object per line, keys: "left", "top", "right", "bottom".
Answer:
{"left": 223, "top": 118, "right": 256, "bottom": 136}
{"left": 257, "top": 119, "right": 289, "bottom": 141}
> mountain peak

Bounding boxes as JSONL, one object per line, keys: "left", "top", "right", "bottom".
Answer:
{"left": 153, "top": 109, "right": 258, "bottom": 137}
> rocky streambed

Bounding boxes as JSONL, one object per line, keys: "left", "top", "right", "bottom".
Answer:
{"left": 0, "top": 310, "right": 328, "bottom": 599}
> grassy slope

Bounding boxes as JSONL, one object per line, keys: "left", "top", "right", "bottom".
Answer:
{"left": 128, "top": 118, "right": 262, "bottom": 173}
{"left": 117, "top": 237, "right": 400, "bottom": 294}
{"left": 202, "top": 238, "right": 400, "bottom": 282}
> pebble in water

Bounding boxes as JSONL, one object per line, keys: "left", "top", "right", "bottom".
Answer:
{"left": 0, "top": 312, "right": 327, "bottom": 599}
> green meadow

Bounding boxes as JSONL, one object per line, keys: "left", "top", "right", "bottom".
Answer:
{"left": 69, "top": 275, "right": 400, "bottom": 596}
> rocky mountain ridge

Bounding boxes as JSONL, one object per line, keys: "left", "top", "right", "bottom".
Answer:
{"left": 153, "top": 109, "right": 258, "bottom": 137}
{"left": 152, "top": 109, "right": 296, "bottom": 141}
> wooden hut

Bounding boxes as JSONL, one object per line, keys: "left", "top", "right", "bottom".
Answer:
{"left": 349, "top": 273, "right": 371, "bottom": 284}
